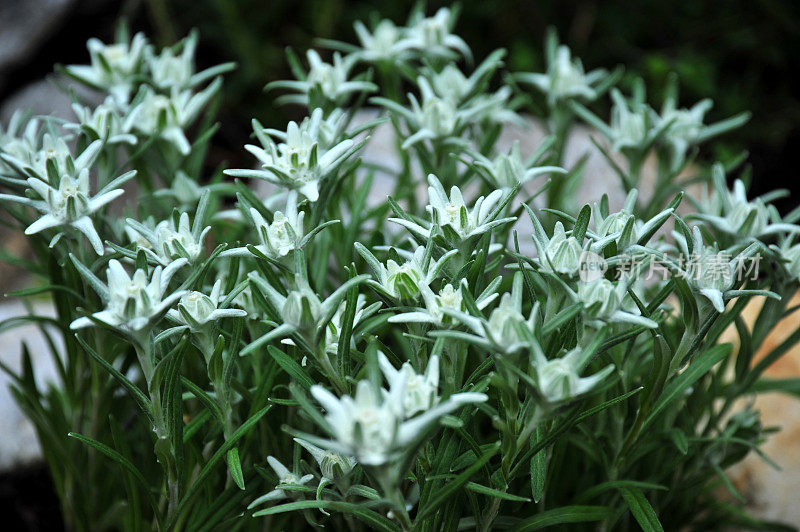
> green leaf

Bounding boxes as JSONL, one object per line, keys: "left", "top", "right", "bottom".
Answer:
{"left": 69, "top": 432, "right": 163, "bottom": 529}
{"left": 337, "top": 266, "right": 359, "bottom": 379}
{"left": 465, "top": 482, "right": 530, "bottom": 502}
{"left": 530, "top": 427, "right": 546, "bottom": 503}
{"left": 69, "top": 253, "right": 108, "bottom": 300}
{"left": 619, "top": 487, "right": 664, "bottom": 532}
{"left": 252, "top": 500, "right": 400, "bottom": 531}
{"left": 668, "top": 428, "right": 689, "bottom": 455}
{"left": 181, "top": 377, "right": 225, "bottom": 423}
{"left": 508, "top": 505, "right": 610, "bottom": 531}
{"left": 74, "top": 334, "right": 154, "bottom": 426}
{"left": 644, "top": 344, "right": 731, "bottom": 430}
{"left": 6, "top": 284, "right": 84, "bottom": 301}
{"left": 573, "top": 204, "right": 591, "bottom": 242}
{"left": 108, "top": 415, "right": 142, "bottom": 530}
{"left": 174, "top": 405, "right": 271, "bottom": 526}
{"left": 511, "top": 388, "right": 642, "bottom": 479}
{"left": 415, "top": 441, "right": 500, "bottom": 522}
{"left": 267, "top": 345, "right": 314, "bottom": 389}
{"left": 542, "top": 303, "right": 583, "bottom": 335}
{"left": 227, "top": 448, "right": 245, "bottom": 490}
{"left": 577, "top": 481, "right": 667, "bottom": 503}
{"left": 749, "top": 378, "right": 800, "bottom": 397}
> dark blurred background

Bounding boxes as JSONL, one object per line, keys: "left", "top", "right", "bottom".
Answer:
{"left": 2, "top": 0, "right": 800, "bottom": 209}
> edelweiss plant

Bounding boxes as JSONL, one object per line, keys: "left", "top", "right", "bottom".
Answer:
{"left": 2, "top": 8, "right": 800, "bottom": 532}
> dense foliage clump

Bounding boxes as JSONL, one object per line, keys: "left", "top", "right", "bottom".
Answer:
{"left": 1, "top": 8, "right": 799, "bottom": 531}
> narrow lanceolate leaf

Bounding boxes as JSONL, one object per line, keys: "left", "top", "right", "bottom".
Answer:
{"left": 576, "top": 481, "right": 667, "bottom": 503}
{"left": 267, "top": 345, "right": 314, "bottom": 389}
{"left": 619, "top": 487, "right": 664, "bottom": 532}
{"left": 75, "top": 335, "right": 154, "bottom": 426}
{"left": 252, "top": 500, "right": 400, "bottom": 531}
{"left": 572, "top": 204, "right": 591, "bottom": 242}
{"left": 508, "top": 506, "right": 611, "bottom": 531}
{"left": 337, "top": 266, "right": 359, "bottom": 379}
{"left": 644, "top": 344, "right": 731, "bottom": 430}
{"left": 174, "top": 406, "right": 271, "bottom": 525}
{"left": 530, "top": 427, "right": 547, "bottom": 503}
{"left": 749, "top": 377, "right": 800, "bottom": 397}
{"left": 68, "top": 432, "right": 163, "bottom": 529}
{"left": 511, "top": 388, "right": 642, "bottom": 480}
{"left": 668, "top": 428, "right": 689, "bottom": 455}
{"left": 227, "top": 448, "right": 245, "bottom": 490}
{"left": 465, "top": 482, "right": 530, "bottom": 502}
{"left": 416, "top": 441, "right": 500, "bottom": 522}
{"left": 69, "top": 253, "right": 109, "bottom": 301}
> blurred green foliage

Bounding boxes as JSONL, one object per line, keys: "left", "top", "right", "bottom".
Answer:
{"left": 152, "top": 0, "right": 800, "bottom": 192}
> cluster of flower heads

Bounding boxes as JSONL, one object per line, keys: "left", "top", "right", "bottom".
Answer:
{"left": 0, "top": 30, "right": 228, "bottom": 255}
{"left": 63, "top": 30, "right": 231, "bottom": 152}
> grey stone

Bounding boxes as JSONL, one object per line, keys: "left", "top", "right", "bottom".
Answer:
{"left": 0, "top": 78, "right": 76, "bottom": 124}
{"left": 0, "top": 300, "right": 61, "bottom": 471}
{"left": 0, "top": 0, "right": 76, "bottom": 91}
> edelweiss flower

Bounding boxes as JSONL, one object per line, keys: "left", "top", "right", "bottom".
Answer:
{"left": 145, "top": 31, "right": 236, "bottom": 91}
{"left": 403, "top": 8, "right": 471, "bottom": 61}
{"left": 324, "top": 294, "right": 381, "bottom": 355}
{"left": 516, "top": 34, "right": 612, "bottom": 107}
{"left": 771, "top": 237, "right": 800, "bottom": 282}
{"left": 377, "top": 352, "right": 441, "bottom": 417}
{"left": 68, "top": 99, "right": 137, "bottom": 145}
{"left": 390, "top": 174, "right": 515, "bottom": 245}
{"left": 531, "top": 216, "right": 584, "bottom": 276}
{"left": 1, "top": 112, "right": 41, "bottom": 179}
{"left": 355, "top": 243, "right": 457, "bottom": 301}
{"left": 294, "top": 438, "right": 357, "bottom": 480}
{"left": 374, "top": 78, "right": 502, "bottom": 150}
{"left": 670, "top": 225, "right": 766, "bottom": 313}
{"left": 309, "top": 355, "right": 486, "bottom": 465}
{"left": 573, "top": 84, "right": 666, "bottom": 158}
{"left": 353, "top": 19, "right": 412, "bottom": 63}
{"left": 588, "top": 190, "right": 673, "bottom": 252}
{"left": 423, "top": 56, "right": 519, "bottom": 125}
{"left": 0, "top": 144, "right": 134, "bottom": 254}
{"left": 441, "top": 272, "right": 537, "bottom": 354}
{"left": 168, "top": 279, "right": 247, "bottom": 331}
{"left": 147, "top": 39, "right": 195, "bottom": 90}
{"left": 247, "top": 456, "right": 314, "bottom": 508}
{"left": 70, "top": 258, "right": 187, "bottom": 332}
{"left": 64, "top": 33, "right": 149, "bottom": 105}
{"left": 153, "top": 171, "right": 204, "bottom": 209}
{"left": 654, "top": 82, "right": 749, "bottom": 171}
{"left": 224, "top": 109, "right": 358, "bottom": 202}
{"left": 125, "top": 81, "right": 221, "bottom": 155}
{"left": 2, "top": 133, "right": 101, "bottom": 186}
{"left": 428, "top": 64, "right": 484, "bottom": 103}
{"left": 267, "top": 50, "right": 377, "bottom": 107}
{"left": 389, "top": 280, "right": 497, "bottom": 327}
{"left": 127, "top": 211, "right": 210, "bottom": 265}
{"left": 658, "top": 100, "right": 711, "bottom": 169}
{"left": 220, "top": 192, "right": 335, "bottom": 260}
{"left": 242, "top": 272, "right": 368, "bottom": 354}
{"left": 575, "top": 278, "right": 657, "bottom": 328}
{"left": 532, "top": 344, "right": 614, "bottom": 405}
{"left": 691, "top": 166, "right": 800, "bottom": 243}
{"left": 468, "top": 141, "right": 564, "bottom": 191}
{"left": 606, "top": 89, "right": 651, "bottom": 152}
